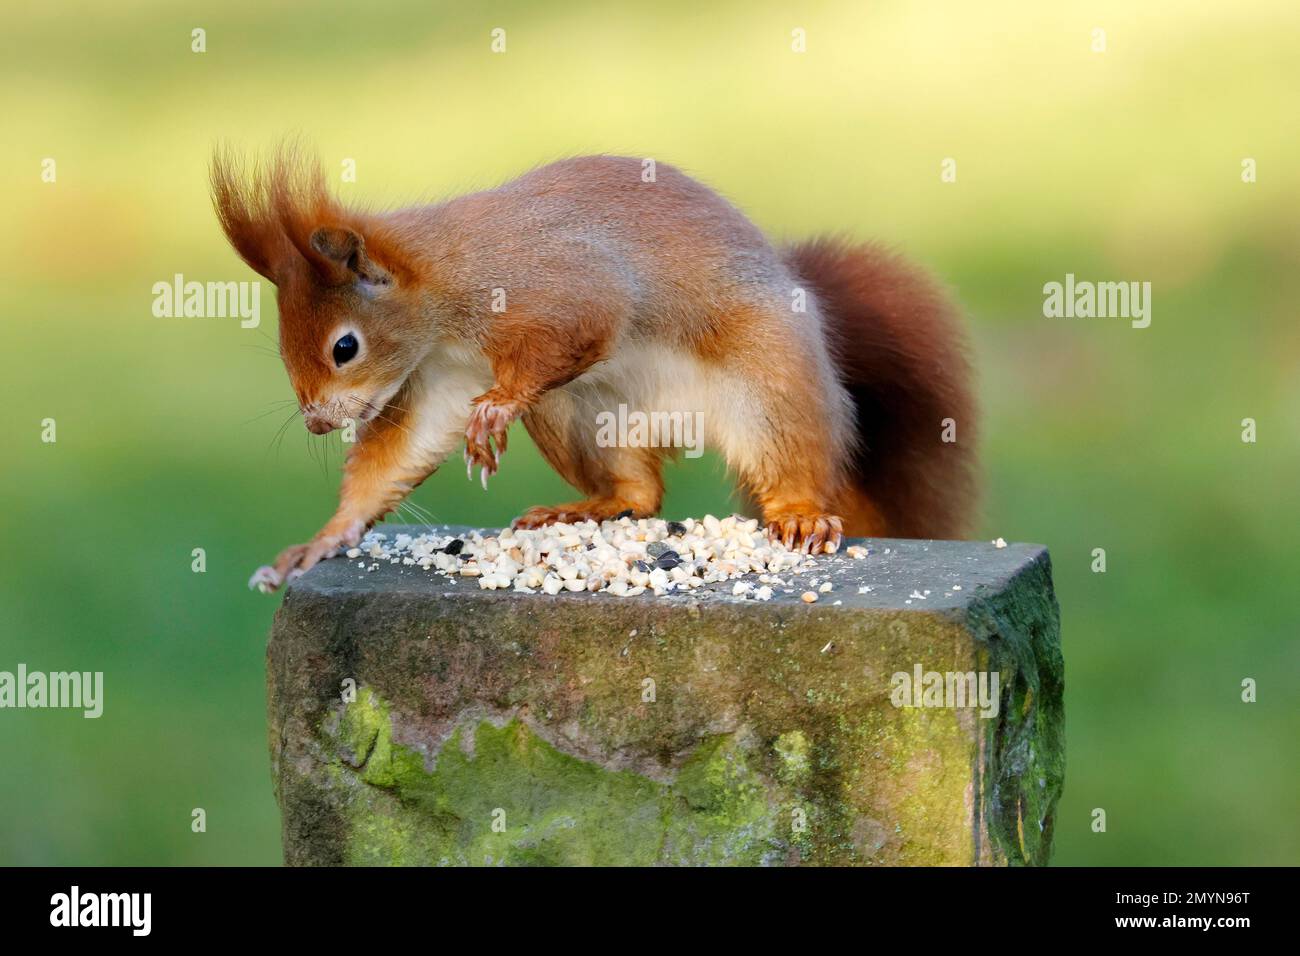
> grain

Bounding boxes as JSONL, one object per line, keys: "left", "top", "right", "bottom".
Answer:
{"left": 344, "top": 514, "right": 865, "bottom": 600}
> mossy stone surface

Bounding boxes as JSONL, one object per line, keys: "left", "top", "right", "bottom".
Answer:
{"left": 267, "top": 528, "right": 1064, "bottom": 866}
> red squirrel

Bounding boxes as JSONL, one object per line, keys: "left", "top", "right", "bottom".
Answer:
{"left": 211, "top": 147, "right": 977, "bottom": 592}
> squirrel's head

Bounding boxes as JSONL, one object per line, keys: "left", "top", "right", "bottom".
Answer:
{"left": 272, "top": 227, "right": 427, "bottom": 434}
{"left": 210, "top": 144, "right": 427, "bottom": 435}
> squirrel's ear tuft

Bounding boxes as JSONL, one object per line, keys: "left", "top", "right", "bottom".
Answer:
{"left": 210, "top": 140, "right": 341, "bottom": 285}
{"left": 210, "top": 141, "right": 406, "bottom": 289}
{"left": 309, "top": 226, "right": 393, "bottom": 290}
{"left": 210, "top": 146, "right": 288, "bottom": 281}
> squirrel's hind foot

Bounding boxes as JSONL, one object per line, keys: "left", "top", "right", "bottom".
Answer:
{"left": 765, "top": 511, "right": 843, "bottom": 554}
{"left": 513, "top": 498, "right": 655, "bottom": 530}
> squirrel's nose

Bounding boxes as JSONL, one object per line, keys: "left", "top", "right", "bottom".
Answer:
{"left": 304, "top": 413, "right": 335, "bottom": 435}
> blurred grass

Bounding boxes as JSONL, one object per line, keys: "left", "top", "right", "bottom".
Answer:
{"left": 1, "top": 0, "right": 1297, "bottom": 865}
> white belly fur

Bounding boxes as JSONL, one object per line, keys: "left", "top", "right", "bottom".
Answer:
{"left": 406, "top": 341, "right": 494, "bottom": 466}
{"left": 406, "top": 340, "right": 781, "bottom": 479}
{"left": 569, "top": 343, "right": 766, "bottom": 474}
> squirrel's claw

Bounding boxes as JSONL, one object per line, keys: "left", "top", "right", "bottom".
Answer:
{"left": 464, "top": 396, "right": 518, "bottom": 486}
{"left": 248, "top": 565, "right": 281, "bottom": 593}
{"left": 766, "top": 513, "right": 843, "bottom": 555}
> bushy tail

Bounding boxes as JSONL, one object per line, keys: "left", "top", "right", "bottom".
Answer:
{"left": 786, "top": 238, "right": 978, "bottom": 539}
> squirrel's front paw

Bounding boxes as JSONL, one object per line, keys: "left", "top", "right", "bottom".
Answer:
{"left": 464, "top": 398, "right": 518, "bottom": 489}
{"left": 766, "top": 512, "right": 843, "bottom": 554}
{"left": 248, "top": 521, "right": 365, "bottom": 593}
{"left": 247, "top": 539, "right": 339, "bottom": 593}
{"left": 248, "top": 564, "right": 284, "bottom": 594}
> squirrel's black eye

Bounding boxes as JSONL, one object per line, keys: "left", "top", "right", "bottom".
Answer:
{"left": 332, "top": 333, "right": 359, "bottom": 367}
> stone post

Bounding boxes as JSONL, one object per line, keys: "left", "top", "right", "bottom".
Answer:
{"left": 267, "top": 527, "right": 1063, "bottom": 865}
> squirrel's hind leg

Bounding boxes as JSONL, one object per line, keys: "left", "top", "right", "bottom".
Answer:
{"left": 708, "top": 341, "right": 852, "bottom": 554}
{"left": 513, "top": 390, "right": 665, "bottom": 529}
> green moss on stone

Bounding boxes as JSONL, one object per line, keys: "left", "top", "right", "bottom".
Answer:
{"left": 773, "top": 730, "right": 811, "bottom": 784}
{"left": 325, "top": 689, "right": 796, "bottom": 865}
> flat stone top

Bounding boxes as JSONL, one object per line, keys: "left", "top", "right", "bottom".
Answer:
{"left": 287, "top": 525, "right": 1049, "bottom": 614}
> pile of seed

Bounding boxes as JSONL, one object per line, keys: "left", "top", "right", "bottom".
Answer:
{"left": 344, "top": 514, "right": 869, "bottom": 600}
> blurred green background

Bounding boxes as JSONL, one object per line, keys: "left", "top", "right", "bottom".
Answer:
{"left": 2, "top": 0, "right": 1297, "bottom": 866}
